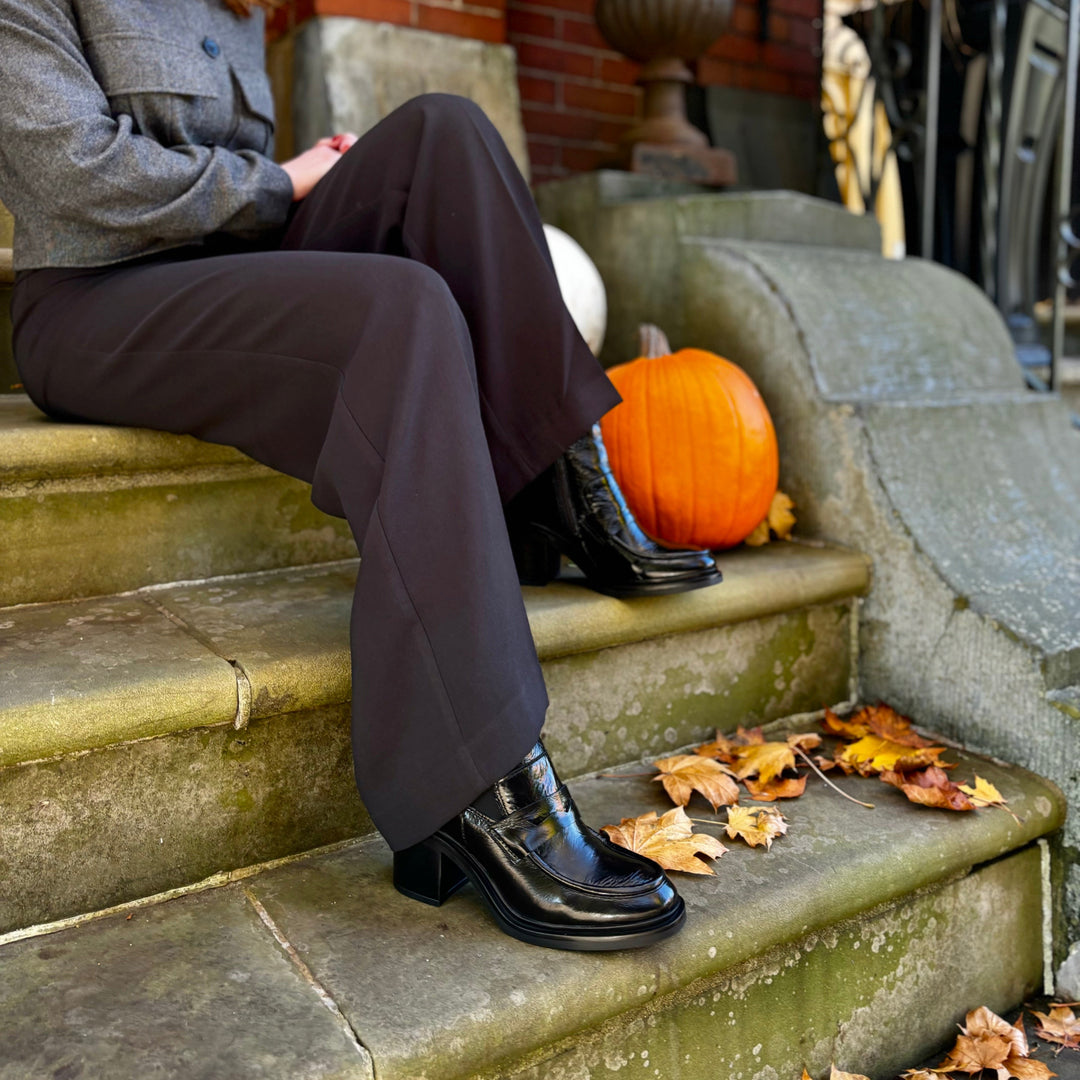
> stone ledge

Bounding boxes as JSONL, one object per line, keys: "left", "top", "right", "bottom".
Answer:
{"left": 0, "top": 544, "right": 868, "bottom": 767}
{"left": 0, "top": 395, "right": 253, "bottom": 481}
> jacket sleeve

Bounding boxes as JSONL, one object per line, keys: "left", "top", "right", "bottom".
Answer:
{"left": 0, "top": 0, "right": 295, "bottom": 252}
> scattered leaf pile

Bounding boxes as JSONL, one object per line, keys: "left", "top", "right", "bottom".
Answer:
{"left": 821, "top": 705, "right": 1013, "bottom": 817}
{"left": 695, "top": 725, "right": 821, "bottom": 802}
{"left": 901, "top": 1006, "right": 1056, "bottom": 1079}
{"left": 745, "top": 490, "right": 797, "bottom": 547}
{"left": 601, "top": 702, "right": 1016, "bottom": 876}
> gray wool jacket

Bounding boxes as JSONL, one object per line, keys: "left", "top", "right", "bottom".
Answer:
{"left": 0, "top": 0, "right": 296, "bottom": 270}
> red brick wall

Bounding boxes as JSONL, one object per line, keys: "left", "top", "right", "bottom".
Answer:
{"left": 266, "top": 0, "right": 822, "bottom": 185}
{"left": 509, "top": 0, "right": 822, "bottom": 183}
{"left": 267, "top": 0, "right": 506, "bottom": 47}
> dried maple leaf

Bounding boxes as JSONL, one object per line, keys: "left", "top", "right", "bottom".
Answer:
{"left": 736, "top": 725, "right": 766, "bottom": 744}
{"left": 1031, "top": 1004, "right": 1080, "bottom": 1049}
{"left": 694, "top": 730, "right": 741, "bottom": 763}
{"left": 653, "top": 755, "right": 740, "bottom": 811}
{"left": 745, "top": 491, "right": 796, "bottom": 546}
{"left": 744, "top": 774, "right": 807, "bottom": 801}
{"left": 788, "top": 732, "right": 822, "bottom": 752}
{"left": 959, "top": 776, "right": 1008, "bottom": 810}
{"left": 822, "top": 707, "right": 870, "bottom": 740}
{"left": 837, "top": 735, "right": 952, "bottom": 776}
{"left": 601, "top": 806, "right": 726, "bottom": 875}
{"left": 881, "top": 766, "right": 976, "bottom": 811}
{"left": 730, "top": 741, "right": 796, "bottom": 784}
{"left": 938, "top": 1032, "right": 1012, "bottom": 1072}
{"left": 724, "top": 804, "right": 787, "bottom": 849}
{"left": 964, "top": 1007, "right": 1028, "bottom": 1057}
{"left": 901, "top": 1072, "right": 939, "bottom": 1080}
{"left": 930, "top": 1008, "right": 1055, "bottom": 1080}
{"left": 861, "top": 704, "right": 933, "bottom": 748}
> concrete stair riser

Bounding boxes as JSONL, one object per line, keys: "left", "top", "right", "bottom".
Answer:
{"left": 499, "top": 849, "right": 1043, "bottom": 1080}
{"left": 0, "top": 548, "right": 866, "bottom": 933}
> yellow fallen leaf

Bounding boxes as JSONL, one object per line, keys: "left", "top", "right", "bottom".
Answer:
{"left": 837, "top": 736, "right": 951, "bottom": 776}
{"left": 958, "top": 776, "right": 1007, "bottom": 809}
{"left": 653, "top": 755, "right": 740, "bottom": 811}
{"left": 730, "top": 742, "right": 796, "bottom": 785}
{"left": 724, "top": 805, "right": 787, "bottom": 849}
{"left": 743, "top": 518, "right": 770, "bottom": 547}
{"left": 601, "top": 806, "right": 726, "bottom": 875}
{"left": 744, "top": 491, "right": 797, "bottom": 546}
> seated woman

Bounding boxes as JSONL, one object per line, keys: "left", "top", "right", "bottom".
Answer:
{"left": 0, "top": 0, "right": 722, "bottom": 951}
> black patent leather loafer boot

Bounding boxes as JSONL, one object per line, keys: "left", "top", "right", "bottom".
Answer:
{"left": 392, "top": 740, "right": 686, "bottom": 951}
{"left": 504, "top": 424, "right": 723, "bottom": 599}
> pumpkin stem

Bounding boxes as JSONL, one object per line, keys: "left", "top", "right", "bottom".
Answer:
{"left": 638, "top": 323, "right": 672, "bottom": 359}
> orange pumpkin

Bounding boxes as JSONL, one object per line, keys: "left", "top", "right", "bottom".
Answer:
{"left": 600, "top": 326, "right": 779, "bottom": 550}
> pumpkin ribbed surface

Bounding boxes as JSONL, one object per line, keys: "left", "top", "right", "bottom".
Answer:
{"left": 600, "top": 348, "right": 779, "bottom": 549}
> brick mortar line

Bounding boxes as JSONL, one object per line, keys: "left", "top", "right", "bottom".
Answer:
{"left": 244, "top": 887, "right": 376, "bottom": 1071}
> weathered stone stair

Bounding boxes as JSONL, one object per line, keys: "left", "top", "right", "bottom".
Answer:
{"left": 0, "top": 199, "right": 1070, "bottom": 1076}
{"left": 0, "top": 736, "right": 1063, "bottom": 1079}
{"left": 0, "top": 537, "right": 864, "bottom": 933}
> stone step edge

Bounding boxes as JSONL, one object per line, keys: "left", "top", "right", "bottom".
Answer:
{"left": 0, "top": 543, "right": 869, "bottom": 769}
{"left": 0, "top": 394, "right": 255, "bottom": 482}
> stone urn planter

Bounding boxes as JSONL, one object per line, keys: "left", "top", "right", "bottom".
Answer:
{"left": 595, "top": 0, "right": 737, "bottom": 183}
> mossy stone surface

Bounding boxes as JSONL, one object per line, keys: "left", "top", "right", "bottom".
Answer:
{"left": 0, "top": 704, "right": 370, "bottom": 933}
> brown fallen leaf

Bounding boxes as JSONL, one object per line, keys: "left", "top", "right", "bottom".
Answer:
{"left": 964, "top": 1006, "right": 1028, "bottom": 1057}
{"left": 1031, "top": 1004, "right": 1080, "bottom": 1049}
{"left": 837, "top": 736, "right": 952, "bottom": 776}
{"left": 724, "top": 804, "right": 787, "bottom": 849}
{"left": 881, "top": 766, "right": 976, "bottom": 811}
{"left": 745, "top": 491, "right": 796, "bottom": 546}
{"left": 931, "top": 1007, "right": 1055, "bottom": 1080}
{"left": 653, "top": 755, "right": 740, "bottom": 811}
{"left": 788, "top": 732, "right": 822, "bottom": 752}
{"left": 694, "top": 730, "right": 741, "bottom": 763}
{"left": 860, "top": 703, "right": 935, "bottom": 748}
{"left": 601, "top": 806, "right": 726, "bottom": 875}
{"left": 937, "top": 1032, "right": 1012, "bottom": 1073}
{"left": 822, "top": 707, "right": 870, "bottom": 740}
{"left": 901, "top": 1072, "right": 939, "bottom": 1080}
{"left": 743, "top": 774, "right": 808, "bottom": 801}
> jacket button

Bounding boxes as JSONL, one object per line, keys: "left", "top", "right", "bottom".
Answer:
{"left": 202, "top": 37, "right": 220, "bottom": 58}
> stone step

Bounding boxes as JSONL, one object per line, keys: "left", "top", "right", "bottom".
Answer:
{"left": 0, "top": 542, "right": 867, "bottom": 934}
{"left": 0, "top": 738, "right": 1064, "bottom": 1080}
{"left": 0, "top": 395, "right": 357, "bottom": 606}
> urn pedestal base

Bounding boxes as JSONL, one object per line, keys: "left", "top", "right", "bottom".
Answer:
{"left": 627, "top": 142, "right": 738, "bottom": 185}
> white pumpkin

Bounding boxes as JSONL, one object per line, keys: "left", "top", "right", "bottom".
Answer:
{"left": 543, "top": 224, "right": 607, "bottom": 356}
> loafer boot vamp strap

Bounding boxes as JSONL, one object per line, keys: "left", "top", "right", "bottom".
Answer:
{"left": 466, "top": 786, "right": 681, "bottom": 928}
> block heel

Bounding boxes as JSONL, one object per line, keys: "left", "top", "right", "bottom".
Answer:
{"left": 508, "top": 525, "right": 562, "bottom": 586}
{"left": 393, "top": 840, "right": 468, "bottom": 906}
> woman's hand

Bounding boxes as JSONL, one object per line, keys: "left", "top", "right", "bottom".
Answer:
{"left": 279, "top": 132, "right": 358, "bottom": 201}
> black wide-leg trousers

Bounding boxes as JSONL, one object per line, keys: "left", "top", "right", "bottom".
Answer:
{"left": 10, "top": 93, "right": 621, "bottom": 851}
